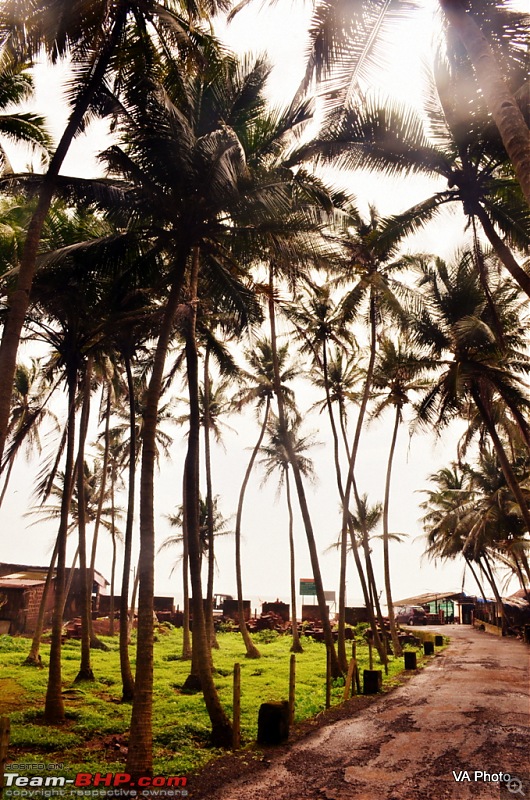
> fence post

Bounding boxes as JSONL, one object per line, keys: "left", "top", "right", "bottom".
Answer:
{"left": 288, "top": 654, "right": 296, "bottom": 726}
{"left": 343, "top": 658, "right": 356, "bottom": 700}
{"left": 325, "top": 646, "right": 331, "bottom": 709}
{"left": 0, "top": 717, "right": 10, "bottom": 799}
{"left": 352, "top": 641, "right": 361, "bottom": 694}
{"left": 232, "top": 663, "right": 241, "bottom": 751}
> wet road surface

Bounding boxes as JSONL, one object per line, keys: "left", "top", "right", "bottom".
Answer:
{"left": 214, "top": 625, "right": 529, "bottom": 800}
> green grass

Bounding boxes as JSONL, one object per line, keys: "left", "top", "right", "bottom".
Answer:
{"left": 0, "top": 627, "right": 426, "bottom": 779}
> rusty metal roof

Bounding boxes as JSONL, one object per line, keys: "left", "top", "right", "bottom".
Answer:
{"left": 0, "top": 577, "right": 45, "bottom": 588}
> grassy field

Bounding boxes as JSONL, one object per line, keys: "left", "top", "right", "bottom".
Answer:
{"left": 0, "top": 626, "right": 434, "bottom": 781}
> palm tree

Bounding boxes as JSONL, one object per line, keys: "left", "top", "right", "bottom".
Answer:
{"left": 413, "top": 251, "right": 530, "bottom": 544}
{"left": 370, "top": 334, "right": 429, "bottom": 656}
{"left": 287, "top": 282, "right": 358, "bottom": 671}
{"left": 0, "top": 0, "right": 224, "bottom": 468}
{"left": 260, "top": 414, "right": 320, "bottom": 653}
{"left": 335, "top": 207, "right": 413, "bottom": 664}
{"left": 309, "top": 58, "right": 530, "bottom": 299}
{"left": 438, "top": 0, "right": 530, "bottom": 206}
{"left": 0, "top": 358, "right": 58, "bottom": 507}
{"left": 231, "top": 338, "right": 298, "bottom": 659}
{"left": 0, "top": 53, "right": 50, "bottom": 172}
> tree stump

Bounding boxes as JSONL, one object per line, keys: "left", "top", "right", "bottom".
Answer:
{"left": 257, "top": 701, "right": 289, "bottom": 745}
{"left": 363, "top": 669, "right": 382, "bottom": 694}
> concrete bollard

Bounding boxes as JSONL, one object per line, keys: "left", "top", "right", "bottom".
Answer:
{"left": 404, "top": 651, "right": 417, "bottom": 670}
{"left": 257, "top": 701, "right": 289, "bottom": 745}
{"left": 363, "top": 669, "right": 383, "bottom": 694}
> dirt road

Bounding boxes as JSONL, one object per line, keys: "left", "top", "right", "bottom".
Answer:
{"left": 212, "top": 626, "right": 529, "bottom": 800}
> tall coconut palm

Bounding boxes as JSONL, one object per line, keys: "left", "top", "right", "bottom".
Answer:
{"left": 413, "top": 251, "right": 530, "bottom": 544}
{"left": 287, "top": 283, "right": 358, "bottom": 671}
{"left": 370, "top": 334, "right": 429, "bottom": 656}
{"left": 260, "top": 414, "right": 320, "bottom": 653}
{"left": 308, "top": 53, "right": 530, "bottom": 298}
{"left": 231, "top": 338, "right": 298, "bottom": 659}
{"left": 0, "top": 0, "right": 224, "bottom": 467}
{"left": 438, "top": 0, "right": 530, "bottom": 206}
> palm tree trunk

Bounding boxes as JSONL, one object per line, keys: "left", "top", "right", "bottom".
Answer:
{"left": 119, "top": 352, "right": 136, "bottom": 700}
{"left": 126, "top": 265, "right": 188, "bottom": 776}
{"left": 109, "top": 478, "right": 117, "bottom": 638}
{"left": 202, "top": 348, "right": 218, "bottom": 650}
{"left": 321, "top": 343, "right": 348, "bottom": 672}
{"left": 268, "top": 269, "right": 340, "bottom": 678}
{"left": 234, "top": 399, "right": 269, "bottom": 659}
{"left": 464, "top": 555, "right": 488, "bottom": 600}
{"left": 88, "top": 389, "right": 111, "bottom": 650}
{"left": 182, "top": 247, "right": 232, "bottom": 746}
{"left": 472, "top": 387, "right": 530, "bottom": 535}
{"left": 382, "top": 405, "right": 402, "bottom": 657}
{"left": 439, "top": 0, "right": 530, "bottom": 207}
{"left": 0, "top": 10, "right": 128, "bottom": 466}
{"left": 75, "top": 358, "right": 95, "bottom": 683}
{"left": 474, "top": 206, "right": 530, "bottom": 301}
{"left": 44, "top": 369, "right": 77, "bottom": 723}
{"left": 181, "top": 457, "right": 192, "bottom": 661}
{"left": 285, "top": 469, "right": 303, "bottom": 653}
{"left": 341, "top": 296, "right": 386, "bottom": 663}
{"left": 24, "top": 538, "right": 59, "bottom": 666}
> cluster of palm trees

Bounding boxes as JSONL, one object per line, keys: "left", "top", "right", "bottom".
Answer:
{"left": 0, "top": 0, "right": 528, "bottom": 777}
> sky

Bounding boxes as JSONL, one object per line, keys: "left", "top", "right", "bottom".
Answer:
{"left": 0, "top": 0, "right": 523, "bottom": 614}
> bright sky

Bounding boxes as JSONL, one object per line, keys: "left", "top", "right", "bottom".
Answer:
{"left": 1, "top": 0, "right": 522, "bottom": 612}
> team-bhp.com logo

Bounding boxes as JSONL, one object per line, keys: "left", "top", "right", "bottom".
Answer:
{"left": 5, "top": 772, "right": 187, "bottom": 794}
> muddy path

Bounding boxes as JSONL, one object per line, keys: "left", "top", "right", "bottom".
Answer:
{"left": 192, "top": 626, "right": 529, "bottom": 800}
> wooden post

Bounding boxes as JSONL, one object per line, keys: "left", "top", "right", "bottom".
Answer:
{"left": 325, "top": 646, "right": 331, "bottom": 709}
{"left": 232, "top": 663, "right": 241, "bottom": 751}
{"left": 368, "top": 640, "right": 373, "bottom": 670}
{"left": 0, "top": 717, "right": 10, "bottom": 798}
{"left": 343, "top": 658, "right": 356, "bottom": 700}
{"left": 352, "top": 641, "right": 361, "bottom": 694}
{"left": 288, "top": 654, "right": 296, "bottom": 726}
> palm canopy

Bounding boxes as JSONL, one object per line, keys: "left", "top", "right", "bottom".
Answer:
{"left": 0, "top": 54, "right": 51, "bottom": 172}
{"left": 259, "top": 413, "right": 319, "bottom": 493}
{"left": 411, "top": 250, "right": 530, "bottom": 440}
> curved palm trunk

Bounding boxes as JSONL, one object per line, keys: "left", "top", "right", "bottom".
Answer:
{"left": 382, "top": 405, "right": 402, "bottom": 657}
{"left": 44, "top": 370, "right": 77, "bottom": 723}
{"left": 202, "top": 349, "right": 218, "bottom": 650}
{"left": 341, "top": 296, "right": 386, "bottom": 663}
{"left": 109, "top": 479, "right": 117, "bottom": 638}
{"left": 479, "top": 553, "right": 508, "bottom": 630}
{"left": 464, "top": 555, "right": 488, "bottom": 600}
{"left": 268, "top": 270, "right": 340, "bottom": 677}
{"left": 474, "top": 206, "right": 530, "bottom": 301}
{"left": 181, "top": 457, "right": 192, "bottom": 660}
{"left": 285, "top": 469, "right": 303, "bottom": 653}
{"left": 182, "top": 248, "right": 232, "bottom": 746}
{"left": 234, "top": 399, "right": 269, "bottom": 659}
{"left": 0, "top": 10, "right": 128, "bottom": 466}
{"left": 439, "top": 0, "right": 530, "bottom": 207}
{"left": 75, "top": 358, "right": 95, "bottom": 682}
{"left": 321, "top": 343, "right": 349, "bottom": 672}
{"left": 88, "top": 389, "right": 111, "bottom": 650}
{"left": 119, "top": 352, "right": 137, "bottom": 700}
{"left": 24, "top": 538, "right": 59, "bottom": 665}
{"left": 472, "top": 388, "right": 530, "bottom": 536}
{"left": 126, "top": 268, "right": 188, "bottom": 776}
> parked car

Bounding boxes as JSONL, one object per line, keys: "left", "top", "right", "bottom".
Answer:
{"left": 394, "top": 605, "right": 427, "bottom": 626}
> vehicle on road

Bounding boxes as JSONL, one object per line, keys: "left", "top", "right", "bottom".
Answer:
{"left": 394, "top": 605, "right": 427, "bottom": 626}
